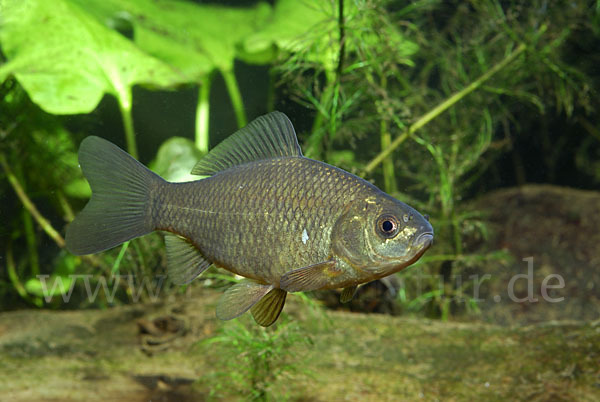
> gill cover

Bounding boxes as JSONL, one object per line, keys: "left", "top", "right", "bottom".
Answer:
{"left": 332, "top": 196, "right": 432, "bottom": 276}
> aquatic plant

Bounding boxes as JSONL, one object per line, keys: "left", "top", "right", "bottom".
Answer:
{"left": 277, "top": 0, "right": 599, "bottom": 318}
{"left": 0, "top": 0, "right": 336, "bottom": 307}
{"left": 197, "top": 316, "right": 312, "bottom": 400}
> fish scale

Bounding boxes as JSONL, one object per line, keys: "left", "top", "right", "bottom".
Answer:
{"left": 152, "top": 157, "right": 367, "bottom": 285}
{"left": 66, "top": 111, "right": 433, "bottom": 326}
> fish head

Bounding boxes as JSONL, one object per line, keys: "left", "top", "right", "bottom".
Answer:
{"left": 332, "top": 194, "right": 433, "bottom": 278}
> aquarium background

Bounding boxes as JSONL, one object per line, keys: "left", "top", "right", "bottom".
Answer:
{"left": 1, "top": 0, "right": 599, "bottom": 400}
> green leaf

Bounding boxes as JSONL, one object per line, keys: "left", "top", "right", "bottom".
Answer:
{"left": 244, "top": 0, "right": 341, "bottom": 72}
{"left": 149, "top": 137, "right": 205, "bottom": 183}
{"left": 63, "top": 178, "right": 92, "bottom": 199}
{"left": 24, "top": 253, "right": 77, "bottom": 298}
{"left": 0, "top": 0, "right": 184, "bottom": 115}
{"left": 71, "top": 0, "right": 273, "bottom": 78}
{"left": 25, "top": 276, "right": 73, "bottom": 298}
{"left": 243, "top": 0, "right": 417, "bottom": 72}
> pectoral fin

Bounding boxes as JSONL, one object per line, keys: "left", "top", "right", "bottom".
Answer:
{"left": 165, "top": 234, "right": 212, "bottom": 285}
{"left": 340, "top": 285, "right": 358, "bottom": 303}
{"left": 251, "top": 288, "right": 287, "bottom": 327}
{"left": 216, "top": 280, "right": 273, "bottom": 321}
{"left": 280, "top": 259, "right": 339, "bottom": 292}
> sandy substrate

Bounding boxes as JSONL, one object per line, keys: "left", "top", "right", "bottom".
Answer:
{"left": 0, "top": 288, "right": 599, "bottom": 401}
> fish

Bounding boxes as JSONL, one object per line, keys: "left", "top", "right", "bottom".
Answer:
{"left": 65, "top": 112, "right": 433, "bottom": 326}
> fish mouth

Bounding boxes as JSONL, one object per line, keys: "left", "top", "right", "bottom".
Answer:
{"left": 414, "top": 232, "right": 434, "bottom": 249}
{"left": 369, "top": 236, "right": 432, "bottom": 278}
{"left": 369, "top": 232, "right": 433, "bottom": 277}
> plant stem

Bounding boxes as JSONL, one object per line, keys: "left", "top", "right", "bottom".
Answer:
{"left": 381, "top": 117, "right": 397, "bottom": 193}
{"left": 328, "top": 80, "right": 340, "bottom": 144}
{"left": 309, "top": 0, "right": 346, "bottom": 158}
{"left": 131, "top": 239, "right": 146, "bottom": 273}
{"left": 22, "top": 206, "right": 40, "bottom": 276}
{"left": 306, "top": 71, "right": 336, "bottom": 158}
{"left": 0, "top": 152, "right": 65, "bottom": 248}
{"left": 451, "top": 209, "right": 462, "bottom": 255}
{"left": 363, "top": 42, "right": 527, "bottom": 175}
{"left": 15, "top": 162, "right": 40, "bottom": 276}
{"left": 118, "top": 92, "right": 138, "bottom": 160}
{"left": 1, "top": 153, "right": 115, "bottom": 288}
{"left": 6, "top": 242, "right": 42, "bottom": 307}
{"left": 266, "top": 68, "right": 276, "bottom": 112}
{"left": 6, "top": 243, "right": 27, "bottom": 300}
{"left": 221, "top": 68, "right": 246, "bottom": 128}
{"left": 196, "top": 74, "right": 212, "bottom": 153}
{"left": 111, "top": 241, "right": 130, "bottom": 275}
{"left": 56, "top": 190, "right": 75, "bottom": 222}
{"left": 336, "top": 0, "right": 345, "bottom": 77}
{"left": 378, "top": 76, "right": 396, "bottom": 193}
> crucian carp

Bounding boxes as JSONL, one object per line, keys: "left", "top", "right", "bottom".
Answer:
{"left": 66, "top": 112, "right": 433, "bottom": 326}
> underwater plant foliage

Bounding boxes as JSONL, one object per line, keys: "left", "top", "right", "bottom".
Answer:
{"left": 0, "top": 0, "right": 598, "bottom": 322}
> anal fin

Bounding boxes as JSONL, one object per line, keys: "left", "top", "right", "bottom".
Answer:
{"left": 165, "top": 234, "right": 212, "bottom": 285}
{"left": 280, "top": 259, "right": 339, "bottom": 292}
{"left": 216, "top": 280, "right": 272, "bottom": 321}
{"left": 340, "top": 285, "right": 358, "bottom": 303}
{"left": 251, "top": 288, "right": 287, "bottom": 327}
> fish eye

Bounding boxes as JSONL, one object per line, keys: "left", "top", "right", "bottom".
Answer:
{"left": 376, "top": 214, "right": 400, "bottom": 239}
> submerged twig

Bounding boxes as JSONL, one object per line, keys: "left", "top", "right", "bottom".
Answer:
{"left": 56, "top": 190, "right": 75, "bottom": 222}
{"left": 6, "top": 242, "right": 43, "bottom": 307}
{"left": 362, "top": 42, "right": 527, "bottom": 175}
{"left": 22, "top": 204, "right": 40, "bottom": 276}
{"left": 0, "top": 152, "right": 65, "bottom": 248}
{"left": 1, "top": 152, "right": 120, "bottom": 300}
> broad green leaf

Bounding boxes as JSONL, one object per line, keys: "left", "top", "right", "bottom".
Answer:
{"left": 149, "top": 137, "right": 205, "bottom": 182}
{"left": 25, "top": 275, "right": 74, "bottom": 298}
{"left": 64, "top": 178, "right": 92, "bottom": 199}
{"left": 24, "top": 253, "right": 77, "bottom": 298}
{"left": 70, "top": 0, "right": 273, "bottom": 78}
{"left": 244, "top": 0, "right": 342, "bottom": 72}
{"left": 0, "top": 0, "right": 185, "bottom": 114}
{"left": 243, "top": 0, "right": 418, "bottom": 71}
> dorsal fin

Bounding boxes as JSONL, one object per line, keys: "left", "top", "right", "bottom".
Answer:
{"left": 191, "top": 111, "right": 303, "bottom": 176}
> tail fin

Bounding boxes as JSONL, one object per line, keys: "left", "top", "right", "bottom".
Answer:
{"left": 66, "top": 136, "right": 163, "bottom": 255}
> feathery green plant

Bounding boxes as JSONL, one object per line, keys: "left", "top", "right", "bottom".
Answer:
{"left": 277, "top": 0, "right": 598, "bottom": 318}
{"left": 197, "top": 316, "right": 313, "bottom": 400}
